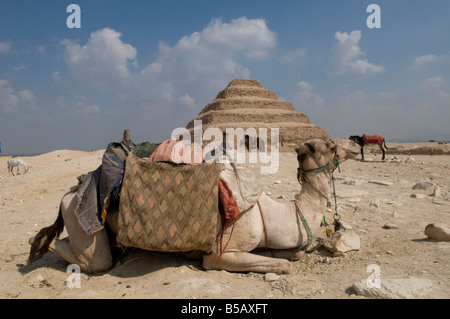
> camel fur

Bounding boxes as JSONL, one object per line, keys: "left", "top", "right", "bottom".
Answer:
{"left": 28, "top": 138, "right": 358, "bottom": 274}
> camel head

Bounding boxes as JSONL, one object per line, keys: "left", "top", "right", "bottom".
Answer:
{"left": 294, "top": 138, "right": 358, "bottom": 174}
{"left": 332, "top": 138, "right": 360, "bottom": 161}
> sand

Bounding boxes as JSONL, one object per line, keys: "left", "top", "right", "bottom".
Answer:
{"left": 0, "top": 143, "right": 449, "bottom": 299}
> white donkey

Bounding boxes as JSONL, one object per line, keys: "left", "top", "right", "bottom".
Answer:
{"left": 7, "top": 158, "right": 29, "bottom": 176}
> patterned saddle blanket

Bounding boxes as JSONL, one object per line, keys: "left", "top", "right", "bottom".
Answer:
{"left": 117, "top": 153, "right": 222, "bottom": 252}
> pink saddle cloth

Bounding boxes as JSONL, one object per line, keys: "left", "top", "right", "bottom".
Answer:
{"left": 148, "top": 139, "right": 204, "bottom": 164}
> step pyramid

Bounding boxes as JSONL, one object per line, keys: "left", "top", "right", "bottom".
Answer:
{"left": 186, "top": 79, "right": 328, "bottom": 151}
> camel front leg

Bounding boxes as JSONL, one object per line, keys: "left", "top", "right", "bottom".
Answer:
{"left": 203, "top": 251, "right": 293, "bottom": 274}
{"left": 254, "top": 248, "right": 305, "bottom": 261}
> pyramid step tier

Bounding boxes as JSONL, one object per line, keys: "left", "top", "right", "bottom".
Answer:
{"left": 200, "top": 98, "right": 295, "bottom": 114}
{"left": 187, "top": 109, "right": 310, "bottom": 129}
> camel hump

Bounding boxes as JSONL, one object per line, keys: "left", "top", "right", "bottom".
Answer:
{"left": 220, "top": 162, "right": 263, "bottom": 213}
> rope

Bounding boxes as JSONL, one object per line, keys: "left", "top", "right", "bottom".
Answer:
{"left": 297, "top": 155, "right": 342, "bottom": 233}
{"left": 300, "top": 159, "right": 340, "bottom": 175}
{"left": 294, "top": 202, "right": 314, "bottom": 252}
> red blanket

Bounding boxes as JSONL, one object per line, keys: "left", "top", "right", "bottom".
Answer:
{"left": 363, "top": 134, "right": 384, "bottom": 145}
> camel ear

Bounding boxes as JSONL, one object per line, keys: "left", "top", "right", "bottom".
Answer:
{"left": 305, "top": 142, "right": 316, "bottom": 154}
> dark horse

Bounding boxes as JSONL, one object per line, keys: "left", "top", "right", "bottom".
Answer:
{"left": 349, "top": 134, "right": 388, "bottom": 161}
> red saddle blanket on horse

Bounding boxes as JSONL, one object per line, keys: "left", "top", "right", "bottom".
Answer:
{"left": 363, "top": 134, "right": 383, "bottom": 145}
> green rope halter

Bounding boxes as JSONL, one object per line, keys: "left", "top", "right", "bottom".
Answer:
{"left": 294, "top": 202, "right": 314, "bottom": 252}
{"left": 300, "top": 158, "right": 341, "bottom": 175}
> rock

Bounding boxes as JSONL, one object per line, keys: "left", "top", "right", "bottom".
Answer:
{"left": 352, "top": 276, "right": 433, "bottom": 299}
{"left": 432, "top": 187, "right": 442, "bottom": 198}
{"left": 411, "top": 193, "right": 427, "bottom": 199}
{"left": 424, "top": 223, "right": 450, "bottom": 241}
{"left": 274, "top": 180, "right": 282, "bottom": 184}
{"left": 383, "top": 224, "right": 399, "bottom": 230}
{"left": 324, "top": 231, "right": 360, "bottom": 253}
{"left": 369, "top": 180, "right": 393, "bottom": 186}
{"left": 389, "top": 156, "right": 403, "bottom": 163}
{"left": 264, "top": 273, "right": 280, "bottom": 282}
{"left": 412, "top": 181, "right": 435, "bottom": 190}
{"left": 338, "top": 221, "right": 353, "bottom": 230}
{"left": 336, "top": 189, "right": 370, "bottom": 198}
{"left": 405, "top": 157, "right": 415, "bottom": 163}
{"left": 370, "top": 199, "right": 380, "bottom": 209}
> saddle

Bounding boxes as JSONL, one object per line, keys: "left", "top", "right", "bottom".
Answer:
{"left": 363, "top": 134, "right": 384, "bottom": 145}
{"left": 116, "top": 140, "right": 263, "bottom": 253}
{"left": 117, "top": 152, "right": 222, "bottom": 252}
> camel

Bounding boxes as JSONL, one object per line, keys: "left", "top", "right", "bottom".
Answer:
{"left": 7, "top": 158, "right": 29, "bottom": 176}
{"left": 28, "top": 138, "right": 359, "bottom": 274}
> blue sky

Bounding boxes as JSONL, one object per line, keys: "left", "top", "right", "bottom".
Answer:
{"left": 1, "top": 1, "right": 449, "bottom": 154}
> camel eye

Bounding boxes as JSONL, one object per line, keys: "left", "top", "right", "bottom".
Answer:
{"left": 330, "top": 146, "right": 336, "bottom": 152}
{"left": 298, "top": 153, "right": 307, "bottom": 162}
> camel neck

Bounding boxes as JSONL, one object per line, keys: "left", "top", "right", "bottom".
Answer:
{"left": 295, "top": 173, "right": 330, "bottom": 218}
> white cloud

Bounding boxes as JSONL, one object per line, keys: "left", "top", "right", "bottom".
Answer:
{"left": 52, "top": 71, "right": 62, "bottom": 83}
{"left": 133, "top": 17, "right": 276, "bottom": 110}
{"left": 0, "top": 80, "right": 19, "bottom": 113}
{"left": 330, "top": 30, "right": 384, "bottom": 75}
{"left": 153, "top": 17, "right": 275, "bottom": 86}
{"left": 69, "top": 96, "right": 100, "bottom": 117}
{"left": 62, "top": 28, "right": 137, "bottom": 89}
{"left": 420, "top": 76, "right": 446, "bottom": 91}
{"left": 410, "top": 54, "right": 447, "bottom": 69}
{"left": 0, "top": 41, "right": 11, "bottom": 53}
{"left": 293, "top": 80, "right": 325, "bottom": 110}
{"left": 61, "top": 19, "right": 276, "bottom": 111}
{"left": 0, "top": 80, "right": 34, "bottom": 114}
{"left": 36, "top": 45, "right": 46, "bottom": 54}
{"left": 14, "top": 64, "right": 26, "bottom": 72}
{"left": 178, "top": 93, "right": 196, "bottom": 109}
{"left": 18, "top": 90, "right": 34, "bottom": 103}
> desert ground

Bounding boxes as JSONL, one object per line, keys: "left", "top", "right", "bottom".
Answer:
{"left": 0, "top": 141, "right": 449, "bottom": 299}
